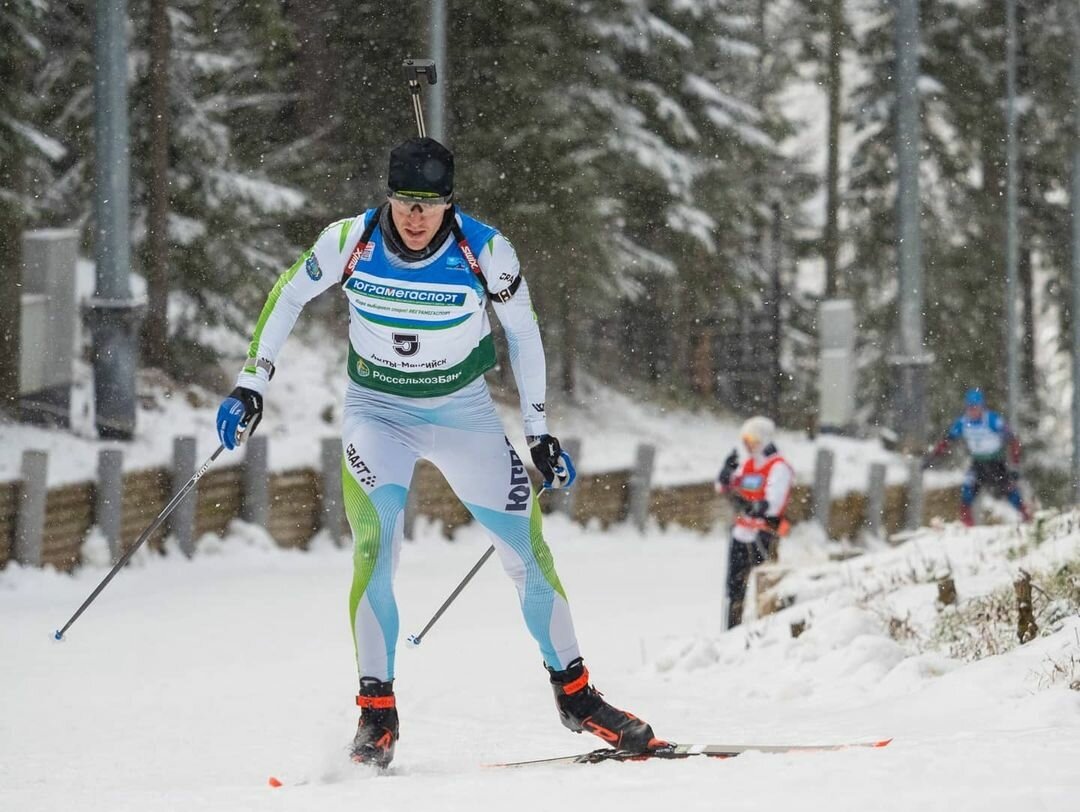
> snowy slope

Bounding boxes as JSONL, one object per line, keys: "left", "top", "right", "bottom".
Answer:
{"left": 2, "top": 512, "right": 1077, "bottom": 812}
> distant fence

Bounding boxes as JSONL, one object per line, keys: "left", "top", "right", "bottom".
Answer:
{"left": 0, "top": 439, "right": 957, "bottom": 572}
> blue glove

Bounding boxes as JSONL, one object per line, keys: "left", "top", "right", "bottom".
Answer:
{"left": 528, "top": 434, "right": 577, "bottom": 490}
{"left": 216, "top": 386, "right": 263, "bottom": 450}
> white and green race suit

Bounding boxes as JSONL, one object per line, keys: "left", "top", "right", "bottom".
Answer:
{"left": 237, "top": 207, "right": 580, "bottom": 681}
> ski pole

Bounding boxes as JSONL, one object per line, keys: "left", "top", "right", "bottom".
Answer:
{"left": 406, "top": 543, "right": 495, "bottom": 648}
{"left": 406, "top": 468, "right": 573, "bottom": 648}
{"left": 53, "top": 443, "right": 226, "bottom": 641}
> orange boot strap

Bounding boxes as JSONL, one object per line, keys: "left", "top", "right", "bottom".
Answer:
{"left": 356, "top": 694, "right": 396, "bottom": 709}
{"left": 559, "top": 667, "right": 590, "bottom": 695}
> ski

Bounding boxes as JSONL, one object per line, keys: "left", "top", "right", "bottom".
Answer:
{"left": 491, "top": 738, "right": 893, "bottom": 767}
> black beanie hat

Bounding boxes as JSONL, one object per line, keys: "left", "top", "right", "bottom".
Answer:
{"left": 387, "top": 137, "right": 454, "bottom": 198}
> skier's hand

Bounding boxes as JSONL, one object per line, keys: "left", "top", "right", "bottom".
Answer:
{"left": 1008, "top": 468, "right": 1021, "bottom": 483}
{"left": 216, "top": 386, "right": 263, "bottom": 450}
{"left": 745, "top": 499, "right": 769, "bottom": 519}
{"left": 718, "top": 449, "right": 739, "bottom": 486}
{"left": 728, "top": 492, "right": 750, "bottom": 511}
{"left": 528, "top": 434, "right": 576, "bottom": 490}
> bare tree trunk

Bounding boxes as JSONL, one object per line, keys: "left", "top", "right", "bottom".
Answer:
{"left": 142, "top": 0, "right": 171, "bottom": 368}
{"left": 0, "top": 200, "right": 22, "bottom": 415}
{"left": 288, "top": 1, "right": 331, "bottom": 128}
{"left": 1016, "top": 0, "right": 1038, "bottom": 425}
{"left": 1019, "top": 246, "right": 1037, "bottom": 404}
{"left": 823, "top": 0, "right": 844, "bottom": 298}
{"left": 558, "top": 280, "right": 575, "bottom": 398}
{"left": 0, "top": 30, "right": 26, "bottom": 414}
{"left": 691, "top": 324, "right": 715, "bottom": 396}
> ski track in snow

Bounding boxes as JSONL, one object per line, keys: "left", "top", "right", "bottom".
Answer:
{"left": 2, "top": 515, "right": 1079, "bottom": 811}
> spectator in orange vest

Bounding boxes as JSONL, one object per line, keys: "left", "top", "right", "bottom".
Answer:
{"left": 715, "top": 416, "right": 794, "bottom": 629}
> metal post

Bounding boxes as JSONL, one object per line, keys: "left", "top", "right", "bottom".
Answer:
{"left": 430, "top": 0, "right": 448, "bottom": 144}
{"left": 321, "top": 437, "right": 345, "bottom": 545}
{"left": 866, "top": 462, "right": 887, "bottom": 539}
{"left": 812, "top": 447, "right": 834, "bottom": 532}
{"left": 95, "top": 448, "right": 124, "bottom": 561}
{"left": 1004, "top": 0, "right": 1020, "bottom": 428}
{"left": 823, "top": 0, "right": 843, "bottom": 299}
{"left": 1069, "top": 2, "right": 1080, "bottom": 503}
{"left": 14, "top": 451, "right": 47, "bottom": 567}
{"left": 627, "top": 443, "right": 656, "bottom": 531}
{"left": 905, "top": 456, "right": 924, "bottom": 530}
{"left": 242, "top": 435, "right": 269, "bottom": 527}
{"left": 893, "top": 0, "right": 928, "bottom": 453}
{"left": 171, "top": 437, "right": 197, "bottom": 556}
{"left": 769, "top": 201, "right": 783, "bottom": 421}
{"left": 88, "top": 0, "right": 141, "bottom": 440}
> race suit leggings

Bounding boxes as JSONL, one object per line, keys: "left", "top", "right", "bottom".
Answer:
{"left": 341, "top": 380, "right": 580, "bottom": 682}
{"left": 725, "top": 535, "right": 771, "bottom": 630}
{"left": 961, "top": 460, "right": 1024, "bottom": 511}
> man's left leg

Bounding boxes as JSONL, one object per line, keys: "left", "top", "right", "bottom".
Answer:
{"left": 960, "top": 467, "right": 980, "bottom": 527}
{"left": 993, "top": 461, "right": 1032, "bottom": 521}
{"left": 726, "top": 538, "right": 753, "bottom": 629}
{"left": 427, "top": 425, "right": 664, "bottom": 752}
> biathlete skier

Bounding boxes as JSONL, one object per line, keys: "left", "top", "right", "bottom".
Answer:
{"left": 923, "top": 388, "right": 1032, "bottom": 527}
{"left": 215, "top": 137, "right": 663, "bottom": 767}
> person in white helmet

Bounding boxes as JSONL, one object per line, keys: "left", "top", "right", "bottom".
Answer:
{"left": 714, "top": 416, "right": 794, "bottom": 629}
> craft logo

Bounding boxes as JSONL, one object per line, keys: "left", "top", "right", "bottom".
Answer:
{"left": 345, "top": 443, "right": 376, "bottom": 488}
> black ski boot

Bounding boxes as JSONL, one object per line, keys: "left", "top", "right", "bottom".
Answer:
{"left": 547, "top": 658, "right": 665, "bottom": 752}
{"left": 350, "top": 677, "right": 398, "bottom": 768}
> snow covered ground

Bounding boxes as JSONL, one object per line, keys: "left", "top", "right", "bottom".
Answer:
{"left": 3, "top": 512, "right": 1078, "bottom": 811}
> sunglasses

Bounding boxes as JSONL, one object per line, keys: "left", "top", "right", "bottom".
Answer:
{"left": 387, "top": 190, "right": 452, "bottom": 209}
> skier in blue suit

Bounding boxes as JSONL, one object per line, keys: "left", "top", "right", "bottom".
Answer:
{"left": 923, "top": 389, "right": 1031, "bottom": 526}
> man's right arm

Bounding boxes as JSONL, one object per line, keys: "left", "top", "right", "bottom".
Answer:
{"left": 235, "top": 217, "right": 359, "bottom": 394}
{"left": 715, "top": 449, "right": 739, "bottom": 494}
{"left": 924, "top": 418, "right": 962, "bottom": 467}
{"left": 217, "top": 216, "right": 359, "bottom": 450}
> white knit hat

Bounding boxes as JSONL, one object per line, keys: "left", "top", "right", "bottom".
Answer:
{"left": 740, "top": 416, "right": 775, "bottom": 448}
